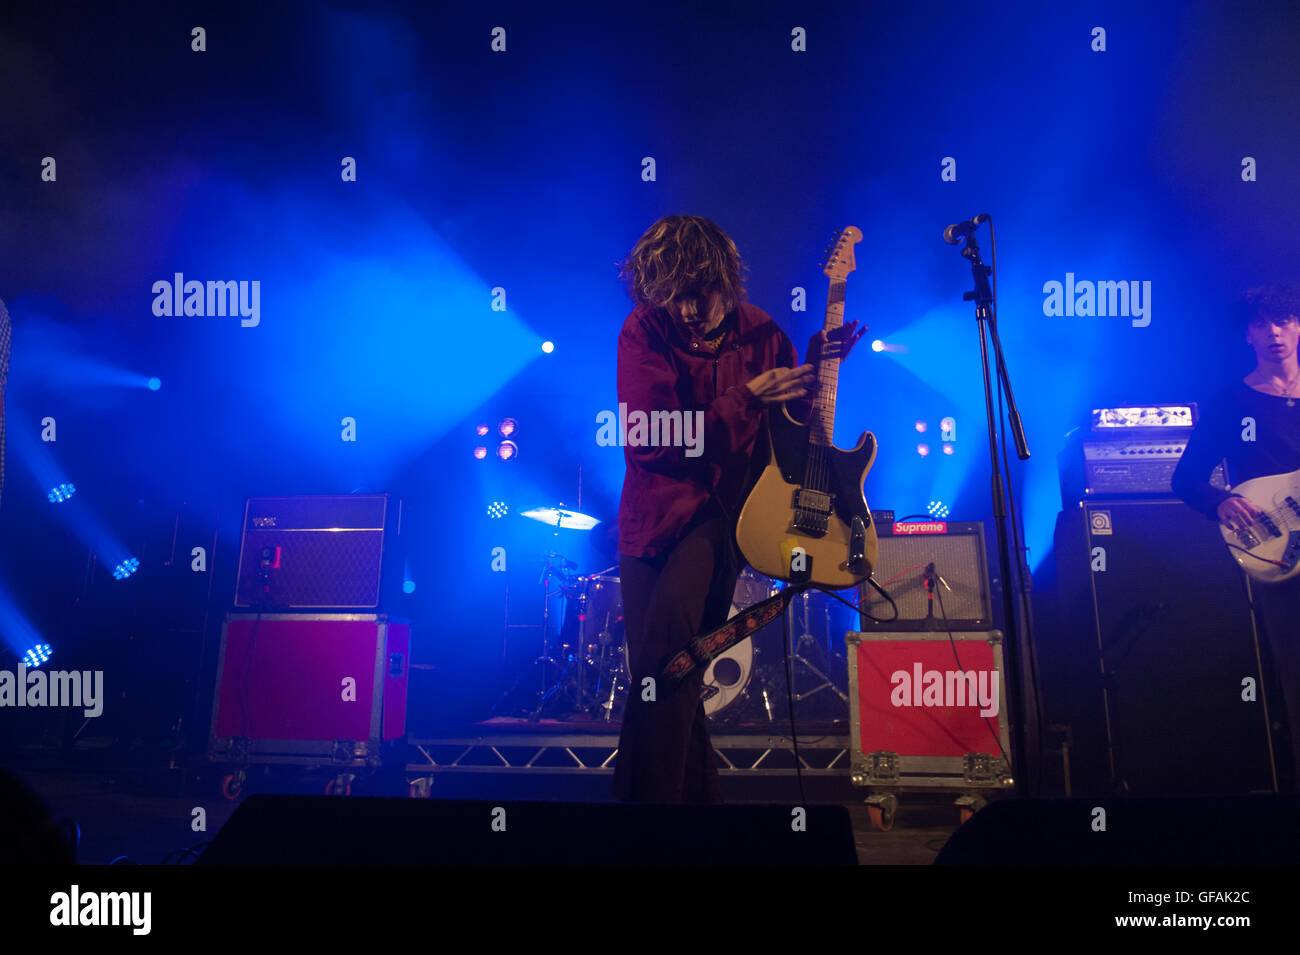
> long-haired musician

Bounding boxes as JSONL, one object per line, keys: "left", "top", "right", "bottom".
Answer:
{"left": 610, "top": 215, "right": 864, "bottom": 802}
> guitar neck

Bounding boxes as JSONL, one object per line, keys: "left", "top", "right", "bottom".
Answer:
{"left": 810, "top": 278, "right": 846, "bottom": 446}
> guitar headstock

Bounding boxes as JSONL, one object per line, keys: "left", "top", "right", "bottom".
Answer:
{"left": 820, "top": 226, "right": 862, "bottom": 280}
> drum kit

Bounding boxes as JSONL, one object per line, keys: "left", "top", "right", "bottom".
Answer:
{"left": 494, "top": 504, "right": 853, "bottom": 725}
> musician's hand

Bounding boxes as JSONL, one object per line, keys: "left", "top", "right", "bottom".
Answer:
{"left": 1218, "top": 495, "right": 1263, "bottom": 532}
{"left": 807, "top": 320, "right": 867, "bottom": 366}
{"left": 746, "top": 364, "right": 814, "bottom": 405}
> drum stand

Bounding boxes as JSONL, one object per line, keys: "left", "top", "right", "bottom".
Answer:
{"left": 529, "top": 564, "right": 624, "bottom": 722}
{"left": 784, "top": 591, "right": 849, "bottom": 706}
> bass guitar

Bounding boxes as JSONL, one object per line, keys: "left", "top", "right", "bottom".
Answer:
{"left": 1220, "top": 467, "right": 1300, "bottom": 583}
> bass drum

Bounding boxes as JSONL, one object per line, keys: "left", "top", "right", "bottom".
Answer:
{"left": 702, "top": 568, "right": 780, "bottom": 717}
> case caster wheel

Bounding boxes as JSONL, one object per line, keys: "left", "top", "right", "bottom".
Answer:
{"left": 955, "top": 794, "right": 986, "bottom": 825}
{"left": 220, "top": 772, "right": 245, "bottom": 801}
{"left": 325, "top": 774, "right": 354, "bottom": 796}
{"left": 866, "top": 793, "right": 898, "bottom": 831}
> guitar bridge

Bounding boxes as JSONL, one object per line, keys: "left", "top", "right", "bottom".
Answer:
{"left": 792, "top": 488, "right": 832, "bottom": 536}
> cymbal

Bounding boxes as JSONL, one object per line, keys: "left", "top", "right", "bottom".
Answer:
{"left": 520, "top": 506, "right": 601, "bottom": 530}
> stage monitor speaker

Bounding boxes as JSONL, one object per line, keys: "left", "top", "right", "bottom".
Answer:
{"left": 935, "top": 793, "right": 1299, "bottom": 864}
{"left": 0, "top": 770, "right": 73, "bottom": 865}
{"left": 1051, "top": 499, "right": 1276, "bottom": 795}
{"left": 858, "top": 521, "right": 992, "bottom": 631}
{"left": 198, "top": 795, "right": 858, "bottom": 865}
{"left": 234, "top": 494, "right": 401, "bottom": 609}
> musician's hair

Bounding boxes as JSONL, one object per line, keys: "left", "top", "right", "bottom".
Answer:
{"left": 1234, "top": 283, "right": 1300, "bottom": 328}
{"left": 616, "top": 215, "right": 748, "bottom": 312}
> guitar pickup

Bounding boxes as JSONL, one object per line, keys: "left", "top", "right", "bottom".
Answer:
{"left": 1283, "top": 532, "right": 1300, "bottom": 573}
{"left": 794, "top": 488, "right": 832, "bottom": 513}
{"left": 848, "top": 515, "right": 867, "bottom": 574}
{"left": 1258, "top": 513, "right": 1282, "bottom": 537}
{"left": 1286, "top": 496, "right": 1300, "bottom": 519}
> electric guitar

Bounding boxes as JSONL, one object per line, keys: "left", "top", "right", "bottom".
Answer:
{"left": 1220, "top": 467, "right": 1300, "bottom": 583}
{"left": 735, "top": 226, "right": 879, "bottom": 588}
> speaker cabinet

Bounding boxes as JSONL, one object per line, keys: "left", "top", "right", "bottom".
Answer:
{"left": 935, "top": 793, "right": 1299, "bottom": 864}
{"left": 234, "top": 495, "right": 401, "bottom": 609}
{"left": 1051, "top": 499, "right": 1276, "bottom": 794}
{"left": 199, "top": 796, "right": 859, "bottom": 865}
{"left": 858, "top": 521, "right": 992, "bottom": 631}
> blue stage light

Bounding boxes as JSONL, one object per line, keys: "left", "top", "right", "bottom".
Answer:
{"left": 487, "top": 501, "right": 508, "bottom": 518}
{"left": 147, "top": 377, "right": 161, "bottom": 391}
{"left": 542, "top": 341, "right": 554, "bottom": 354}
{"left": 112, "top": 557, "right": 140, "bottom": 580}
{"left": 22, "top": 643, "right": 53, "bottom": 668}
{"left": 403, "top": 580, "right": 416, "bottom": 594}
{"left": 47, "top": 482, "right": 77, "bottom": 503}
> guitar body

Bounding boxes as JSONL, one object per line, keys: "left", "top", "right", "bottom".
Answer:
{"left": 736, "top": 404, "right": 879, "bottom": 589}
{"left": 1219, "top": 467, "right": 1300, "bottom": 583}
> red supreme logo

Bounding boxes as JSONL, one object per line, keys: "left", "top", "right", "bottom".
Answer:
{"left": 892, "top": 521, "right": 947, "bottom": 535}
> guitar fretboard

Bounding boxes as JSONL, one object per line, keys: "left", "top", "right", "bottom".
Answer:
{"left": 810, "top": 279, "right": 846, "bottom": 446}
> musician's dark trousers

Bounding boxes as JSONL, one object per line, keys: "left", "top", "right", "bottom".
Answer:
{"left": 1254, "top": 574, "right": 1300, "bottom": 790}
{"left": 613, "top": 509, "right": 741, "bottom": 803}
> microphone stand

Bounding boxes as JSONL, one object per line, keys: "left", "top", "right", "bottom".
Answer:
{"left": 954, "top": 230, "right": 1030, "bottom": 797}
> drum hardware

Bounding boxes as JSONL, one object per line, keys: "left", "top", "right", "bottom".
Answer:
{"left": 494, "top": 559, "right": 850, "bottom": 724}
{"left": 784, "top": 590, "right": 850, "bottom": 705}
{"left": 507, "top": 503, "right": 606, "bottom": 720}
{"left": 700, "top": 569, "right": 783, "bottom": 724}
{"left": 519, "top": 563, "right": 627, "bottom": 722}
{"left": 699, "top": 576, "right": 854, "bottom": 726}
{"left": 530, "top": 552, "right": 578, "bottom": 710}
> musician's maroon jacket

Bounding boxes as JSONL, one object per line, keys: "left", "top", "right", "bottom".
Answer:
{"left": 616, "top": 301, "right": 809, "bottom": 559}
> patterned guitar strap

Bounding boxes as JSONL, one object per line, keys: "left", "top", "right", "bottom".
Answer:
{"left": 658, "top": 586, "right": 805, "bottom": 688}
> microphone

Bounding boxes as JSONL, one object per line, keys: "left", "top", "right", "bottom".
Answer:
{"left": 942, "top": 214, "right": 990, "bottom": 245}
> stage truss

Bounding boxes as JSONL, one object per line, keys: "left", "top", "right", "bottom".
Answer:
{"left": 404, "top": 733, "right": 852, "bottom": 787}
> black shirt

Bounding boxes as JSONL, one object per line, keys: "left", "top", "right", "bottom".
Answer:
{"left": 1171, "top": 379, "right": 1300, "bottom": 520}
